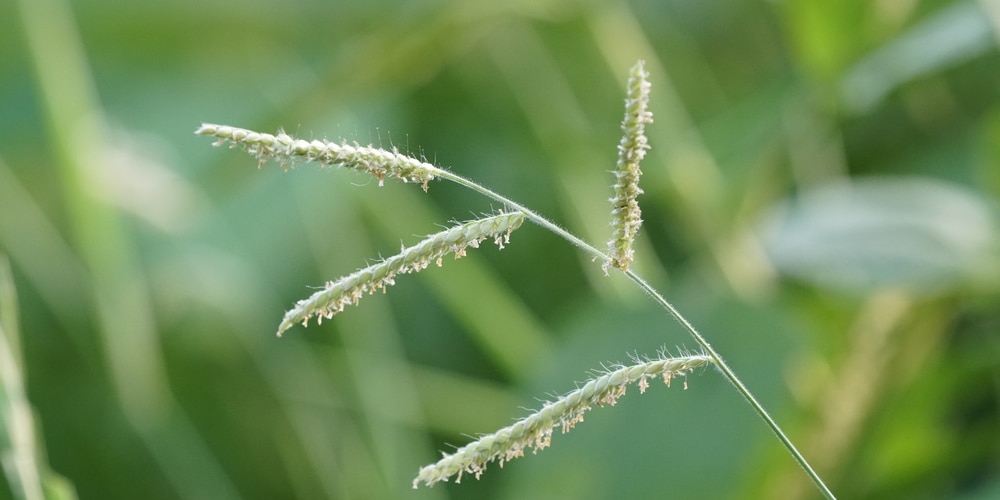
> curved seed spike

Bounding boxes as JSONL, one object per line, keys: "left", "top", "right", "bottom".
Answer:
{"left": 413, "top": 354, "right": 711, "bottom": 488}
{"left": 276, "top": 213, "right": 525, "bottom": 337}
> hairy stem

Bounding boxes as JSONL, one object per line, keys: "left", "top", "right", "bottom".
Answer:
{"left": 433, "top": 168, "right": 835, "bottom": 499}
{"left": 623, "top": 270, "right": 835, "bottom": 499}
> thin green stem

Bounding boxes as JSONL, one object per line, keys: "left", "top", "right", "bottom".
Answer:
{"left": 623, "top": 270, "right": 835, "bottom": 500}
{"left": 430, "top": 169, "right": 604, "bottom": 261}
{"left": 432, "top": 167, "right": 836, "bottom": 500}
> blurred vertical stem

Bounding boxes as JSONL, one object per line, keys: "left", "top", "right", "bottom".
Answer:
{"left": 0, "top": 255, "right": 44, "bottom": 500}
{"left": 14, "top": 0, "right": 239, "bottom": 498}
{"left": 1, "top": 255, "right": 74, "bottom": 500}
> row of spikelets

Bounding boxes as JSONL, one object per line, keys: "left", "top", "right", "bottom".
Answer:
{"left": 196, "top": 61, "right": 706, "bottom": 488}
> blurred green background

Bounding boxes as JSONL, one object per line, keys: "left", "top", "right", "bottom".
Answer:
{"left": 3, "top": 0, "right": 1000, "bottom": 498}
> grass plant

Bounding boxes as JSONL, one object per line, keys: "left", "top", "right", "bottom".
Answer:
{"left": 198, "top": 61, "right": 835, "bottom": 498}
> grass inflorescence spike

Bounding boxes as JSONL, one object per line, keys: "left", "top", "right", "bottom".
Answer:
{"left": 276, "top": 213, "right": 525, "bottom": 337}
{"left": 607, "top": 60, "right": 653, "bottom": 272}
{"left": 412, "top": 353, "right": 711, "bottom": 488}
{"left": 195, "top": 123, "right": 442, "bottom": 190}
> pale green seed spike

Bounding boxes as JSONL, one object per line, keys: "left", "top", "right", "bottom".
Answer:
{"left": 194, "top": 123, "right": 442, "bottom": 190}
{"left": 412, "top": 354, "right": 712, "bottom": 488}
{"left": 607, "top": 60, "right": 653, "bottom": 272}
{"left": 275, "top": 213, "right": 525, "bottom": 337}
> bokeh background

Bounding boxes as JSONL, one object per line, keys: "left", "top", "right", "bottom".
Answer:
{"left": 3, "top": 0, "right": 1000, "bottom": 498}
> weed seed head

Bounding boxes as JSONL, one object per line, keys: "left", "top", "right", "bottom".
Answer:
{"left": 276, "top": 213, "right": 524, "bottom": 336}
{"left": 195, "top": 123, "right": 441, "bottom": 190}
{"left": 412, "top": 353, "right": 711, "bottom": 488}
{"left": 607, "top": 60, "right": 652, "bottom": 272}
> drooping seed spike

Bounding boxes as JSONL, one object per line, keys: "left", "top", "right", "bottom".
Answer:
{"left": 276, "top": 212, "right": 525, "bottom": 337}
{"left": 412, "top": 353, "right": 711, "bottom": 488}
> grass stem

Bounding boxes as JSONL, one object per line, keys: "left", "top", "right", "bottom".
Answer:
{"left": 432, "top": 168, "right": 836, "bottom": 499}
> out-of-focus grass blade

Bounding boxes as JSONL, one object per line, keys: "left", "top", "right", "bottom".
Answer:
{"left": 15, "top": 0, "right": 241, "bottom": 496}
{"left": 842, "top": 1, "right": 1000, "bottom": 113}
{"left": 0, "top": 255, "right": 78, "bottom": 500}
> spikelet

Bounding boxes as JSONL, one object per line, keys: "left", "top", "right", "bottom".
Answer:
{"left": 413, "top": 353, "right": 711, "bottom": 488}
{"left": 195, "top": 123, "right": 441, "bottom": 190}
{"left": 607, "top": 61, "right": 653, "bottom": 272}
{"left": 276, "top": 213, "right": 525, "bottom": 336}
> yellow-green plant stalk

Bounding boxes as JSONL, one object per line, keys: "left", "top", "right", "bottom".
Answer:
{"left": 607, "top": 60, "right": 653, "bottom": 272}
{"left": 413, "top": 353, "right": 711, "bottom": 488}
{"left": 277, "top": 213, "right": 524, "bottom": 336}
{"left": 195, "top": 123, "right": 442, "bottom": 190}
